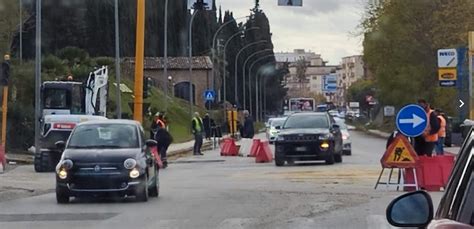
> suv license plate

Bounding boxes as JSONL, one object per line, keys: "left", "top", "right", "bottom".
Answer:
{"left": 295, "top": 146, "right": 307, "bottom": 152}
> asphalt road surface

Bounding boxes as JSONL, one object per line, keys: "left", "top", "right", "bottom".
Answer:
{"left": 0, "top": 131, "right": 446, "bottom": 229}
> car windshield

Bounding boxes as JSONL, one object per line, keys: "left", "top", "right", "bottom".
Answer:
{"left": 68, "top": 124, "right": 139, "bottom": 149}
{"left": 284, "top": 115, "right": 329, "bottom": 129}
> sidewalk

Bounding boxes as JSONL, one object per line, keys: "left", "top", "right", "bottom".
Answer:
{"left": 5, "top": 139, "right": 214, "bottom": 164}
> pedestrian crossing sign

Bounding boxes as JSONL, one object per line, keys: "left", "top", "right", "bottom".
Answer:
{"left": 381, "top": 135, "right": 419, "bottom": 168}
{"left": 204, "top": 90, "right": 215, "bottom": 102}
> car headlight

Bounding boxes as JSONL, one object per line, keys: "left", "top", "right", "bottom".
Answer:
{"left": 319, "top": 134, "right": 333, "bottom": 140}
{"left": 129, "top": 168, "right": 140, "bottom": 178}
{"left": 320, "top": 142, "right": 330, "bottom": 150}
{"left": 124, "top": 158, "right": 137, "bottom": 170}
{"left": 62, "top": 159, "right": 74, "bottom": 170}
{"left": 342, "top": 134, "right": 349, "bottom": 140}
{"left": 270, "top": 130, "right": 279, "bottom": 135}
{"left": 58, "top": 169, "right": 68, "bottom": 179}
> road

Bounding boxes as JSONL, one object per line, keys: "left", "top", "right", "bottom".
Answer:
{"left": 0, "top": 131, "right": 447, "bottom": 229}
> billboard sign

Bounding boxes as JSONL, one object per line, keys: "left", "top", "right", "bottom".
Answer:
{"left": 288, "top": 98, "right": 315, "bottom": 112}
{"left": 278, "top": 0, "right": 303, "bottom": 7}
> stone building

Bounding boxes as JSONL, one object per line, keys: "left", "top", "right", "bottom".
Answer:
{"left": 124, "top": 56, "right": 215, "bottom": 107}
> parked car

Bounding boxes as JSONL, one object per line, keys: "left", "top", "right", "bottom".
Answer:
{"left": 55, "top": 120, "right": 160, "bottom": 203}
{"left": 334, "top": 118, "right": 352, "bottom": 155}
{"left": 274, "top": 112, "right": 343, "bottom": 166}
{"left": 266, "top": 117, "right": 286, "bottom": 143}
{"left": 386, "top": 128, "right": 474, "bottom": 228}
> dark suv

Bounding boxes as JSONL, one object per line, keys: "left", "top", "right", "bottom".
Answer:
{"left": 274, "top": 112, "right": 343, "bottom": 166}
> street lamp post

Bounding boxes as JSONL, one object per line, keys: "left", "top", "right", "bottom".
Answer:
{"left": 211, "top": 16, "right": 249, "bottom": 95}
{"left": 249, "top": 55, "right": 274, "bottom": 121}
{"left": 188, "top": 10, "right": 199, "bottom": 118}
{"left": 234, "top": 40, "right": 267, "bottom": 108}
{"left": 163, "top": 0, "right": 169, "bottom": 112}
{"left": 19, "top": 0, "right": 22, "bottom": 62}
{"left": 242, "top": 49, "right": 272, "bottom": 112}
{"left": 222, "top": 27, "right": 259, "bottom": 103}
{"left": 114, "top": 0, "right": 122, "bottom": 118}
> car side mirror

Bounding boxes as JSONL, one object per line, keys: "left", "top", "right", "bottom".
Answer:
{"left": 332, "top": 124, "right": 340, "bottom": 130}
{"left": 275, "top": 126, "right": 281, "bottom": 130}
{"left": 145, "top": 139, "right": 158, "bottom": 148}
{"left": 55, "top": 141, "right": 66, "bottom": 151}
{"left": 386, "top": 191, "right": 433, "bottom": 227}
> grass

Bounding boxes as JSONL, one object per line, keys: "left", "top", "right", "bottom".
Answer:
{"left": 108, "top": 78, "right": 206, "bottom": 143}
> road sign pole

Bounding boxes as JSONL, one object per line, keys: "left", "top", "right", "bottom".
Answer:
{"left": 114, "top": 0, "right": 122, "bottom": 119}
{"left": 34, "top": 0, "right": 42, "bottom": 156}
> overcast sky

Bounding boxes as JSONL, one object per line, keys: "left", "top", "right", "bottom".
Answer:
{"left": 217, "top": 0, "right": 367, "bottom": 65}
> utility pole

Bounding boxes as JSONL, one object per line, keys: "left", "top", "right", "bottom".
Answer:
{"left": 163, "top": 0, "right": 169, "bottom": 112}
{"left": 19, "top": 0, "right": 23, "bottom": 63}
{"left": 114, "top": 0, "right": 122, "bottom": 119}
{"left": 469, "top": 31, "right": 474, "bottom": 119}
{"left": 133, "top": 0, "right": 146, "bottom": 123}
{"left": 34, "top": 0, "right": 42, "bottom": 156}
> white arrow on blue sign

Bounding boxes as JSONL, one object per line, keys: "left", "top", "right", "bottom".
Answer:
{"left": 396, "top": 104, "right": 428, "bottom": 137}
{"left": 204, "top": 90, "right": 215, "bottom": 102}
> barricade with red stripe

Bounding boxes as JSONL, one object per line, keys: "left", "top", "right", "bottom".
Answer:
{"left": 248, "top": 139, "right": 261, "bottom": 157}
{"left": 255, "top": 141, "right": 273, "bottom": 163}
{"left": 404, "top": 153, "right": 455, "bottom": 191}
{"left": 220, "top": 138, "right": 239, "bottom": 156}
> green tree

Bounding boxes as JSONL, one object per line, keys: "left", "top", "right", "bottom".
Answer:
{"left": 361, "top": 0, "right": 474, "bottom": 116}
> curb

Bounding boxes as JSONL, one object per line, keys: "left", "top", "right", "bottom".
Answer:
{"left": 366, "top": 129, "right": 391, "bottom": 139}
{"left": 6, "top": 141, "right": 215, "bottom": 165}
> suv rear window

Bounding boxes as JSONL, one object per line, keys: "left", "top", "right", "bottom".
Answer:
{"left": 284, "top": 114, "right": 329, "bottom": 129}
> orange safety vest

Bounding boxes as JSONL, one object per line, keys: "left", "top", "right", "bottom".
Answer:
{"left": 423, "top": 109, "right": 438, "bottom": 142}
{"left": 437, "top": 115, "right": 446, "bottom": 138}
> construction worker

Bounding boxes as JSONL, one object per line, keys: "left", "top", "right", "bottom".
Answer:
{"left": 414, "top": 99, "right": 440, "bottom": 157}
{"left": 191, "top": 112, "right": 204, "bottom": 156}
{"left": 435, "top": 109, "right": 446, "bottom": 155}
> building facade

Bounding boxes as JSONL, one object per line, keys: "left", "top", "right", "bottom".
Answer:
{"left": 335, "top": 55, "right": 366, "bottom": 106}
{"left": 123, "top": 56, "right": 215, "bottom": 107}
{"left": 276, "top": 49, "right": 337, "bottom": 100}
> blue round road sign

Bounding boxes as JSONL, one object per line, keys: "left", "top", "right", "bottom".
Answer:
{"left": 396, "top": 104, "right": 428, "bottom": 137}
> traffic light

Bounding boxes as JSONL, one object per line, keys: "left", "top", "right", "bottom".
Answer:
{"left": 143, "top": 77, "right": 153, "bottom": 98}
{"left": 0, "top": 61, "right": 10, "bottom": 86}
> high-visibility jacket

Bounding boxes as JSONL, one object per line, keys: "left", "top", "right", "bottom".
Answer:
{"left": 192, "top": 117, "right": 203, "bottom": 133}
{"left": 423, "top": 109, "right": 439, "bottom": 143}
{"left": 437, "top": 115, "right": 446, "bottom": 138}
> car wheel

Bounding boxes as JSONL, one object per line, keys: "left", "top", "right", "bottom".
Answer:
{"left": 275, "top": 152, "right": 285, "bottom": 167}
{"left": 343, "top": 150, "right": 352, "bottom": 156}
{"left": 325, "top": 153, "right": 335, "bottom": 165}
{"left": 136, "top": 175, "right": 149, "bottom": 202}
{"left": 56, "top": 186, "right": 69, "bottom": 204}
{"left": 334, "top": 153, "right": 343, "bottom": 163}
{"left": 148, "top": 168, "right": 159, "bottom": 197}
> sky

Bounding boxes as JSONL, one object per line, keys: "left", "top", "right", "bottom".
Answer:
{"left": 217, "top": 0, "right": 368, "bottom": 65}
